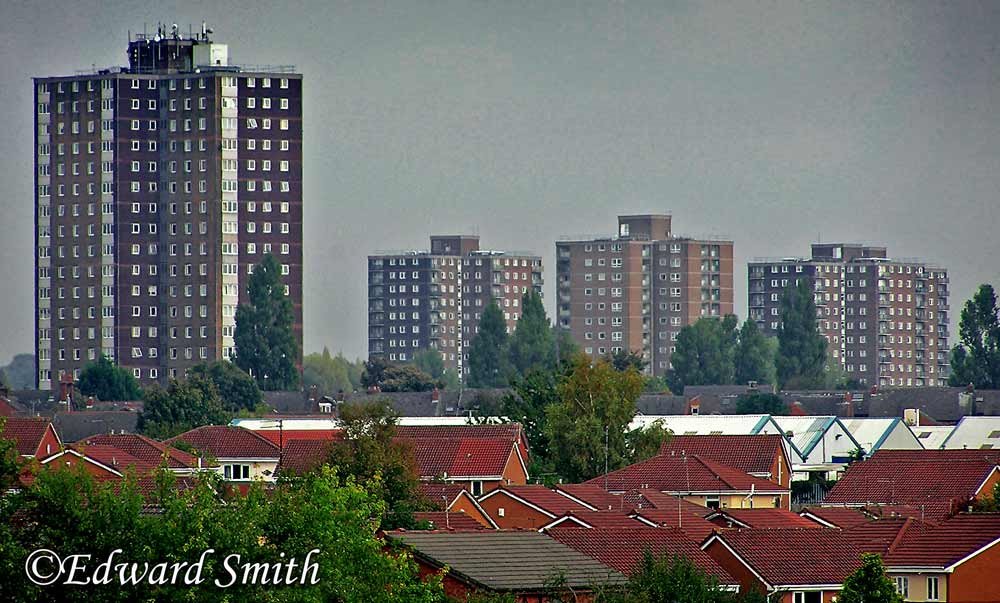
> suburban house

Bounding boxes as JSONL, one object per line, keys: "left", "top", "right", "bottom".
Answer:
{"left": 660, "top": 434, "right": 792, "bottom": 489}
{"left": 78, "top": 434, "right": 202, "bottom": 475}
{"left": 586, "top": 453, "right": 791, "bottom": 510}
{"left": 418, "top": 482, "right": 498, "bottom": 529}
{"left": 477, "top": 485, "right": 597, "bottom": 530}
{"left": 52, "top": 410, "right": 139, "bottom": 443}
{"left": 547, "top": 526, "right": 739, "bottom": 588}
{"left": 387, "top": 531, "right": 626, "bottom": 602}
{"left": 840, "top": 417, "right": 923, "bottom": 455}
{"left": 884, "top": 513, "right": 1000, "bottom": 602}
{"left": 166, "top": 425, "right": 281, "bottom": 483}
{"left": 941, "top": 416, "right": 1000, "bottom": 451}
{"left": 821, "top": 450, "right": 1000, "bottom": 521}
{"left": 0, "top": 417, "right": 61, "bottom": 459}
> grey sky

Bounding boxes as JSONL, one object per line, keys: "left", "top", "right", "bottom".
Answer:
{"left": 2, "top": 1, "right": 999, "bottom": 365}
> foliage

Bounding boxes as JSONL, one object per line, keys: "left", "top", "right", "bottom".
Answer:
{"left": 361, "top": 356, "right": 391, "bottom": 389}
{"left": 734, "top": 319, "right": 775, "bottom": 386}
{"left": 303, "top": 347, "right": 365, "bottom": 396}
{"left": 233, "top": 253, "right": 300, "bottom": 391}
{"left": 626, "top": 420, "right": 672, "bottom": 465}
{"left": 326, "top": 402, "right": 428, "bottom": 529}
{"left": 501, "top": 368, "right": 561, "bottom": 466}
{"left": 972, "top": 481, "right": 1000, "bottom": 512}
{"left": 622, "top": 552, "right": 765, "bottom": 603}
{"left": 412, "top": 350, "right": 458, "bottom": 389}
{"left": 187, "top": 360, "right": 262, "bottom": 413}
{"left": 1, "top": 463, "right": 443, "bottom": 603}
{"left": 666, "top": 316, "right": 738, "bottom": 393}
{"left": 360, "top": 358, "right": 438, "bottom": 392}
{"left": 0, "top": 353, "right": 35, "bottom": 389}
{"left": 0, "top": 418, "right": 19, "bottom": 493}
{"left": 837, "top": 553, "right": 903, "bottom": 603}
{"left": 467, "top": 302, "right": 511, "bottom": 388}
{"left": 77, "top": 355, "right": 142, "bottom": 402}
{"left": 545, "top": 355, "right": 651, "bottom": 482}
{"left": 553, "top": 327, "right": 581, "bottom": 371}
{"left": 734, "top": 392, "right": 788, "bottom": 415}
{"left": 775, "top": 280, "right": 828, "bottom": 389}
{"left": 948, "top": 283, "right": 1000, "bottom": 389}
{"left": 138, "top": 376, "right": 230, "bottom": 439}
{"left": 605, "top": 349, "right": 648, "bottom": 373}
{"left": 507, "top": 290, "right": 557, "bottom": 378}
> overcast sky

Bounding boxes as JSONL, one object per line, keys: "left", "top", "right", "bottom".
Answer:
{"left": 2, "top": 1, "right": 999, "bottom": 365}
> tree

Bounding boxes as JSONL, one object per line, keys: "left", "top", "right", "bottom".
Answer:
{"left": 666, "top": 316, "right": 738, "bottom": 393}
{"left": 545, "top": 355, "right": 653, "bottom": 482}
{"left": 138, "top": 376, "right": 230, "bottom": 439}
{"left": 362, "top": 356, "right": 391, "bottom": 389}
{"left": 188, "top": 360, "right": 262, "bottom": 413}
{"left": 0, "top": 418, "right": 20, "bottom": 493}
{"left": 734, "top": 319, "right": 774, "bottom": 385}
{"left": 507, "top": 290, "right": 556, "bottom": 379}
{"left": 948, "top": 284, "right": 1000, "bottom": 389}
{"left": 380, "top": 364, "right": 438, "bottom": 392}
{"left": 412, "top": 350, "right": 460, "bottom": 390}
{"left": 837, "top": 553, "right": 903, "bottom": 603}
{"left": 776, "top": 280, "right": 828, "bottom": 389}
{"left": 77, "top": 355, "right": 142, "bottom": 402}
{"left": 468, "top": 301, "right": 510, "bottom": 388}
{"left": 605, "top": 349, "right": 648, "bottom": 373}
{"left": 501, "top": 368, "right": 562, "bottom": 469}
{"left": 326, "top": 402, "right": 427, "bottom": 529}
{"left": 735, "top": 392, "right": 788, "bottom": 415}
{"left": 233, "top": 253, "right": 300, "bottom": 391}
{"left": 304, "top": 347, "right": 358, "bottom": 396}
{"left": 0, "top": 353, "right": 35, "bottom": 389}
{"left": 625, "top": 553, "right": 764, "bottom": 603}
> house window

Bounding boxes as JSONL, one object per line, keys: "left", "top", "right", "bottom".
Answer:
{"left": 927, "top": 576, "right": 939, "bottom": 601}
{"left": 223, "top": 464, "right": 251, "bottom": 481}
{"left": 894, "top": 577, "right": 908, "bottom": 598}
{"left": 470, "top": 481, "right": 483, "bottom": 497}
{"left": 705, "top": 496, "right": 720, "bottom": 510}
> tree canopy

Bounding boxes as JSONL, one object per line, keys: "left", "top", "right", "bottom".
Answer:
{"left": 187, "top": 361, "right": 262, "bottom": 413}
{"left": 507, "top": 290, "right": 557, "bottom": 377}
{"left": 77, "top": 355, "right": 142, "bottom": 402}
{"left": 467, "top": 301, "right": 511, "bottom": 388}
{"left": 734, "top": 319, "right": 774, "bottom": 385}
{"left": 666, "top": 315, "right": 738, "bottom": 393}
{"left": 949, "top": 283, "right": 1000, "bottom": 389}
{"left": 138, "top": 376, "right": 230, "bottom": 439}
{"left": 233, "top": 253, "right": 300, "bottom": 391}
{"left": 837, "top": 553, "right": 903, "bottom": 603}
{"left": 775, "top": 280, "right": 828, "bottom": 388}
{"left": 304, "top": 348, "right": 365, "bottom": 396}
{"left": 734, "top": 392, "right": 788, "bottom": 415}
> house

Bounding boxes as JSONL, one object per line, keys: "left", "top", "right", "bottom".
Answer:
{"left": 540, "top": 510, "right": 648, "bottom": 531}
{"left": 702, "top": 528, "right": 868, "bottom": 602}
{"left": 167, "top": 425, "right": 281, "bottom": 483}
{"left": 705, "top": 508, "right": 821, "bottom": 530}
{"left": 477, "top": 485, "right": 596, "bottom": 530}
{"left": 411, "top": 511, "right": 492, "bottom": 531}
{"left": 821, "top": 450, "right": 1000, "bottom": 521}
{"left": 586, "top": 453, "right": 790, "bottom": 510}
{"left": 418, "top": 483, "right": 498, "bottom": 529}
{"left": 52, "top": 411, "right": 139, "bottom": 443}
{"left": 884, "top": 513, "right": 1000, "bottom": 602}
{"left": 0, "top": 417, "right": 62, "bottom": 459}
{"left": 771, "top": 416, "right": 862, "bottom": 476}
{"left": 78, "top": 434, "right": 201, "bottom": 475}
{"left": 660, "top": 434, "right": 792, "bottom": 489}
{"left": 547, "top": 526, "right": 738, "bottom": 588}
{"left": 798, "top": 506, "right": 874, "bottom": 529}
{"left": 629, "top": 507, "right": 720, "bottom": 542}
{"left": 941, "top": 416, "right": 1000, "bottom": 451}
{"left": 840, "top": 417, "right": 923, "bottom": 455}
{"left": 387, "top": 531, "right": 626, "bottom": 602}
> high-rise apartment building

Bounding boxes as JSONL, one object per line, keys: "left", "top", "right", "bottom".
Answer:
{"left": 556, "top": 215, "right": 734, "bottom": 376}
{"left": 368, "top": 235, "right": 543, "bottom": 378}
{"left": 748, "top": 244, "right": 950, "bottom": 387}
{"left": 33, "top": 27, "right": 303, "bottom": 389}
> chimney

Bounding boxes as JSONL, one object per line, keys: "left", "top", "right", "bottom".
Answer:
{"left": 686, "top": 396, "right": 701, "bottom": 415}
{"left": 432, "top": 387, "right": 442, "bottom": 416}
{"left": 843, "top": 392, "right": 855, "bottom": 418}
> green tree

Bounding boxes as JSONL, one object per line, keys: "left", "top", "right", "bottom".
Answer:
{"left": 233, "top": 253, "right": 300, "bottom": 391}
{"left": 0, "top": 418, "right": 20, "bottom": 492}
{"left": 776, "top": 280, "right": 828, "bottom": 389}
{"left": 77, "top": 355, "right": 142, "bottom": 402}
{"left": 0, "top": 353, "right": 35, "bottom": 389}
{"left": 304, "top": 347, "right": 355, "bottom": 395}
{"left": 468, "top": 301, "right": 510, "bottom": 388}
{"left": 554, "top": 326, "right": 581, "bottom": 371}
{"left": 501, "top": 368, "right": 562, "bottom": 470}
{"left": 188, "top": 360, "right": 262, "bottom": 413}
{"left": 381, "top": 364, "right": 438, "bottom": 392}
{"left": 412, "top": 349, "right": 445, "bottom": 381}
{"left": 734, "top": 319, "right": 774, "bottom": 385}
{"left": 837, "top": 553, "right": 903, "bottom": 603}
{"left": 138, "top": 376, "right": 230, "bottom": 439}
{"left": 362, "top": 357, "right": 391, "bottom": 389}
{"left": 948, "top": 284, "right": 1000, "bottom": 389}
{"left": 545, "top": 355, "right": 653, "bottom": 482}
{"left": 605, "top": 349, "right": 648, "bottom": 373}
{"left": 666, "top": 316, "right": 738, "bottom": 393}
{"left": 625, "top": 553, "right": 760, "bottom": 603}
{"left": 325, "top": 402, "right": 427, "bottom": 529}
{"left": 508, "top": 290, "right": 556, "bottom": 379}
{"left": 735, "top": 392, "right": 788, "bottom": 415}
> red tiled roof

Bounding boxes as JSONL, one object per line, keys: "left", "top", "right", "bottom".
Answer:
{"left": 68, "top": 444, "right": 158, "bottom": 474}
{"left": 587, "top": 454, "right": 787, "bottom": 494}
{"left": 413, "top": 511, "right": 492, "bottom": 531}
{"left": 543, "top": 510, "right": 647, "bottom": 530}
{"left": 255, "top": 429, "right": 339, "bottom": 446}
{"left": 823, "top": 450, "right": 999, "bottom": 520}
{"left": 844, "top": 517, "right": 931, "bottom": 555}
{"left": 482, "top": 485, "right": 594, "bottom": 516}
{"left": 277, "top": 439, "right": 333, "bottom": 476}
{"left": 555, "top": 484, "right": 627, "bottom": 511}
{"left": 800, "top": 506, "right": 874, "bottom": 529}
{"left": 885, "top": 513, "right": 1000, "bottom": 568}
{"left": 409, "top": 437, "right": 514, "bottom": 479}
{"left": 630, "top": 508, "right": 718, "bottom": 542}
{"left": 660, "top": 435, "right": 785, "bottom": 478}
{"left": 1, "top": 417, "right": 55, "bottom": 457}
{"left": 549, "top": 526, "right": 737, "bottom": 584}
{"left": 81, "top": 434, "right": 198, "bottom": 469}
{"left": 0, "top": 397, "right": 17, "bottom": 417}
{"left": 708, "top": 528, "right": 867, "bottom": 587}
{"left": 166, "top": 426, "right": 280, "bottom": 459}
{"left": 418, "top": 482, "right": 470, "bottom": 509}
{"left": 708, "top": 508, "right": 820, "bottom": 530}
